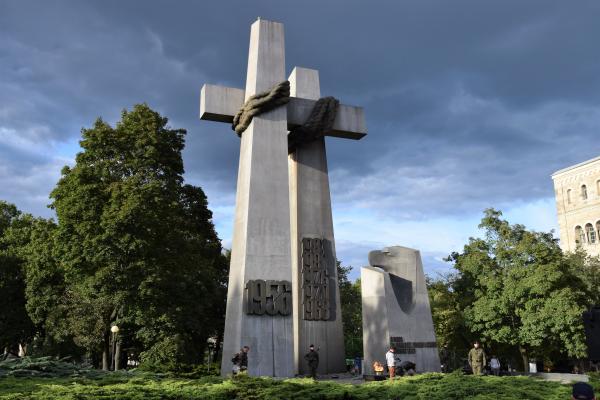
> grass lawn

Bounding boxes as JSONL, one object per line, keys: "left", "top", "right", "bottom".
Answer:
{"left": 1, "top": 372, "right": 598, "bottom": 400}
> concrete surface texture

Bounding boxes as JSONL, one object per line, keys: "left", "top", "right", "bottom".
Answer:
{"left": 361, "top": 246, "right": 441, "bottom": 374}
{"left": 200, "top": 19, "right": 367, "bottom": 378}
{"left": 216, "top": 19, "right": 294, "bottom": 378}
{"left": 551, "top": 155, "right": 600, "bottom": 257}
{"left": 288, "top": 67, "right": 346, "bottom": 375}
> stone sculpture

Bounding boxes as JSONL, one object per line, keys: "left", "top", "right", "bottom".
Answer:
{"left": 361, "top": 246, "right": 441, "bottom": 374}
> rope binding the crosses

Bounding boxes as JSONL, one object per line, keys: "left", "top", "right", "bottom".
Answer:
{"left": 232, "top": 80, "right": 340, "bottom": 152}
{"left": 232, "top": 81, "right": 291, "bottom": 136}
{"left": 287, "top": 96, "right": 339, "bottom": 152}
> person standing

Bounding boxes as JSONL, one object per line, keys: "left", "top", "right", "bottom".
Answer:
{"left": 468, "top": 341, "right": 486, "bottom": 376}
{"left": 490, "top": 355, "right": 501, "bottom": 376}
{"left": 385, "top": 346, "right": 396, "bottom": 378}
{"left": 232, "top": 345, "right": 250, "bottom": 376}
{"left": 304, "top": 344, "right": 319, "bottom": 379}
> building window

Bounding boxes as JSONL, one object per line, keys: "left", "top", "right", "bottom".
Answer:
{"left": 586, "top": 223, "right": 596, "bottom": 244}
{"left": 575, "top": 226, "right": 585, "bottom": 245}
{"left": 582, "top": 185, "right": 588, "bottom": 200}
{"left": 567, "top": 189, "right": 572, "bottom": 204}
{"left": 597, "top": 180, "right": 600, "bottom": 196}
{"left": 597, "top": 221, "right": 600, "bottom": 242}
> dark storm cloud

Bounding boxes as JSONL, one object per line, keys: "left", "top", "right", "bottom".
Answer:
{"left": 2, "top": 0, "right": 600, "bottom": 223}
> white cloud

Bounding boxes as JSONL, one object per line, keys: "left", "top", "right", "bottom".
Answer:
{"left": 329, "top": 196, "right": 558, "bottom": 281}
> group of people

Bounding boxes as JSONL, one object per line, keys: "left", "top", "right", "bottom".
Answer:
{"left": 230, "top": 344, "right": 320, "bottom": 379}
{"left": 229, "top": 341, "right": 597, "bottom": 400}
{"left": 467, "top": 341, "right": 501, "bottom": 376}
{"left": 384, "top": 346, "right": 416, "bottom": 378}
{"left": 467, "top": 341, "right": 596, "bottom": 400}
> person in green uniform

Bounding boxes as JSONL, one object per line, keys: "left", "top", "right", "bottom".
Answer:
{"left": 468, "top": 341, "right": 486, "bottom": 375}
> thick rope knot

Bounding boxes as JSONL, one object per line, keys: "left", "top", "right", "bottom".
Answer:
{"left": 288, "top": 96, "right": 339, "bottom": 152}
{"left": 232, "top": 80, "right": 291, "bottom": 136}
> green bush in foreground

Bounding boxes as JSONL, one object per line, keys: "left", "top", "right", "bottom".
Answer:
{"left": 2, "top": 372, "right": 599, "bottom": 400}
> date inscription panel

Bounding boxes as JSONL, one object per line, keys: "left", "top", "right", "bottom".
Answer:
{"left": 245, "top": 279, "right": 292, "bottom": 316}
{"left": 302, "top": 237, "right": 332, "bottom": 321}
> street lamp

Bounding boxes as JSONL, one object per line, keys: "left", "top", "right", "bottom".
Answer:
{"left": 111, "top": 325, "right": 119, "bottom": 371}
{"left": 207, "top": 337, "right": 216, "bottom": 373}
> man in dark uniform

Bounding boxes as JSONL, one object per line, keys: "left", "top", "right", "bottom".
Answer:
{"left": 304, "top": 344, "right": 319, "bottom": 379}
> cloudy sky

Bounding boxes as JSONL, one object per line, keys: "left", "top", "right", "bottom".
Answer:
{"left": 2, "top": 1, "right": 599, "bottom": 279}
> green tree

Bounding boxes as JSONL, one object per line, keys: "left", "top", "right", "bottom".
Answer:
{"left": 565, "top": 250, "right": 600, "bottom": 307}
{"left": 4, "top": 213, "right": 73, "bottom": 356}
{"left": 337, "top": 262, "right": 362, "bottom": 358}
{"left": 427, "top": 275, "right": 474, "bottom": 370}
{"left": 49, "top": 104, "right": 227, "bottom": 370}
{"left": 17, "top": 217, "right": 75, "bottom": 356}
{"left": 447, "top": 209, "right": 591, "bottom": 370}
{"left": 0, "top": 201, "right": 35, "bottom": 354}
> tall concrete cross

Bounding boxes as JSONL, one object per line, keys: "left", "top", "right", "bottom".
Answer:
{"left": 200, "top": 18, "right": 366, "bottom": 377}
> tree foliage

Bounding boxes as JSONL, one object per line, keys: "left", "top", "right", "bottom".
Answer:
{"left": 427, "top": 275, "right": 474, "bottom": 369}
{"left": 337, "top": 263, "right": 362, "bottom": 358}
{"left": 564, "top": 250, "right": 600, "bottom": 308}
{"left": 45, "top": 104, "right": 227, "bottom": 369}
{"left": 441, "top": 209, "right": 593, "bottom": 370}
{"left": 0, "top": 201, "right": 35, "bottom": 352}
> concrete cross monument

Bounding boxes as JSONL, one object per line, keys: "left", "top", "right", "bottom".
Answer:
{"left": 200, "top": 18, "right": 366, "bottom": 377}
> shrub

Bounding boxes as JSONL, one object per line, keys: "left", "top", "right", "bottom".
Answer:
{"left": 0, "top": 371, "right": 581, "bottom": 400}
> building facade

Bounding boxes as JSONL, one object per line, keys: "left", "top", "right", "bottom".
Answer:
{"left": 552, "top": 156, "right": 600, "bottom": 257}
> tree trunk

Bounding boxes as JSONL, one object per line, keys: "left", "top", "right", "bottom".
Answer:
{"left": 102, "top": 332, "right": 110, "bottom": 371}
{"left": 102, "top": 349, "right": 109, "bottom": 370}
{"left": 114, "top": 340, "right": 121, "bottom": 371}
{"left": 519, "top": 345, "right": 529, "bottom": 372}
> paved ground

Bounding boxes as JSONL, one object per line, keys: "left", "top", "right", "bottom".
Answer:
{"left": 316, "top": 373, "right": 365, "bottom": 385}
{"left": 528, "top": 372, "right": 589, "bottom": 384}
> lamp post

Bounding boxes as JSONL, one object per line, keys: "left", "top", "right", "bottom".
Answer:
{"left": 110, "top": 325, "right": 119, "bottom": 371}
{"left": 207, "top": 343, "right": 214, "bottom": 373}
{"left": 207, "top": 337, "right": 216, "bottom": 373}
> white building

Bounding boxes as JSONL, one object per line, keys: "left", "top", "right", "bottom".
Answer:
{"left": 552, "top": 156, "right": 600, "bottom": 257}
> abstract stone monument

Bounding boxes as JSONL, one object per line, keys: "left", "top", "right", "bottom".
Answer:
{"left": 361, "top": 246, "right": 440, "bottom": 374}
{"left": 199, "top": 19, "right": 366, "bottom": 377}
